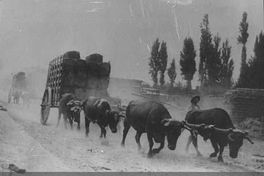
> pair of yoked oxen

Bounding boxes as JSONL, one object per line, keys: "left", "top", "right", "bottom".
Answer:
{"left": 57, "top": 94, "right": 253, "bottom": 162}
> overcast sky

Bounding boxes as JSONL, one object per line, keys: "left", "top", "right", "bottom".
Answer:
{"left": 0, "top": 0, "right": 262, "bottom": 85}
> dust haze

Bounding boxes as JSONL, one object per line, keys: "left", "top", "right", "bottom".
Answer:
{"left": 0, "top": 1, "right": 263, "bottom": 172}
{"left": 0, "top": 0, "right": 261, "bottom": 117}
{"left": 0, "top": 0, "right": 262, "bottom": 92}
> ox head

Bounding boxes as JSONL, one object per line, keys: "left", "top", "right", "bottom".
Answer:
{"left": 183, "top": 121, "right": 215, "bottom": 141}
{"left": 161, "top": 119, "right": 188, "bottom": 150}
{"left": 106, "top": 110, "right": 122, "bottom": 134}
{"left": 212, "top": 127, "right": 254, "bottom": 158}
{"left": 67, "top": 100, "right": 82, "bottom": 114}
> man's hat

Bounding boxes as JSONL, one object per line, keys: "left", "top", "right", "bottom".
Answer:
{"left": 191, "top": 96, "right": 200, "bottom": 103}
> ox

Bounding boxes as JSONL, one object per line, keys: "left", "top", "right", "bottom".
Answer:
{"left": 57, "top": 93, "right": 82, "bottom": 129}
{"left": 121, "top": 100, "right": 188, "bottom": 157}
{"left": 184, "top": 108, "right": 254, "bottom": 162}
{"left": 82, "top": 97, "right": 121, "bottom": 138}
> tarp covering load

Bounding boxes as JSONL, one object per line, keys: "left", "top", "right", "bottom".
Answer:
{"left": 63, "top": 51, "right": 81, "bottom": 60}
{"left": 225, "top": 88, "right": 264, "bottom": 122}
{"left": 85, "top": 53, "right": 103, "bottom": 64}
{"left": 45, "top": 51, "right": 111, "bottom": 106}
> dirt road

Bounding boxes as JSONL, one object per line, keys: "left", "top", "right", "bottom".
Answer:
{"left": 1, "top": 99, "right": 264, "bottom": 172}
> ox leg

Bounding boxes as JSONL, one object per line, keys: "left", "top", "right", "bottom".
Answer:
{"left": 192, "top": 135, "right": 202, "bottom": 156}
{"left": 135, "top": 131, "right": 143, "bottom": 150}
{"left": 117, "top": 119, "right": 123, "bottom": 135}
{"left": 85, "top": 117, "right": 91, "bottom": 137}
{"left": 152, "top": 137, "right": 165, "bottom": 154}
{"left": 76, "top": 114, "right": 80, "bottom": 130}
{"left": 100, "top": 127, "right": 106, "bottom": 138}
{"left": 209, "top": 140, "right": 219, "bottom": 158}
{"left": 217, "top": 145, "right": 224, "bottom": 162}
{"left": 57, "top": 112, "right": 62, "bottom": 127}
{"left": 121, "top": 119, "right": 131, "bottom": 146}
{"left": 63, "top": 114, "right": 68, "bottom": 129}
{"left": 147, "top": 133, "right": 154, "bottom": 158}
{"left": 69, "top": 117, "right": 73, "bottom": 130}
{"left": 77, "top": 119, "right": 80, "bottom": 130}
{"left": 185, "top": 135, "right": 192, "bottom": 153}
{"left": 68, "top": 112, "right": 73, "bottom": 129}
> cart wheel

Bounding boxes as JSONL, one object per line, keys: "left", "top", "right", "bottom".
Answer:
{"left": 40, "top": 89, "right": 51, "bottom": 125}
{"left": 8, "top": 89, "right": 12, "bottom": 103}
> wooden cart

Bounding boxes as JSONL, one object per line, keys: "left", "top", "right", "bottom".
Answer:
{"left": 40, "top": 51, "right": 120, "bottom": 125}
{"left": 8, "top": 72, "right": 27, "bottom": 104}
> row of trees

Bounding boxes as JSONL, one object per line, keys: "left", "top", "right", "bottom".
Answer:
{"left": 236, "top": 12, "right": 264, "bottom": 89}
{"left": 237, "top": 31, "right": 264, "bottom": 89}
{"left": 149, "top": 12, "right": 264, "bottom": 90}
{"left": 198, "top": 14, "right": 234, "bottom": 88}
{"left": 149, "top": 14, "right": 234, "bottom": 90}
{"left": 149, "top": 39, "right": 168, "bottom": 87}
{"left": 236, "top": 12, "right": 249, "bottom": 88}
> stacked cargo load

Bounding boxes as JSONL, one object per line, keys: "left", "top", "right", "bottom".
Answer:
{"left": 45, "top": 51, "right": 111, "bottom": 106}
{"left": 85, "top": 53, "right": 111, "bottom": 91}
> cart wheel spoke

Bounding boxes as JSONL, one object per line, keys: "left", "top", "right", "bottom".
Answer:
{"left": 40, "top": 89, "right": 51, "bottom": 125}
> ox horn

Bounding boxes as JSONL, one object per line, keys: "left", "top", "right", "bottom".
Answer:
{"left": 231, "top": 129, "right": 245, "bottom": 133}
{"left": 118, "top": 112, "right": 126, "bottom": 119}
{"left": 227, "top": 133, "right": 235, "bottom": 142}
{"left": 206, "top": 125, "right": 215, "bottom": 129}
{"left": 243, "top": 131, "right": 248, "bottom": 136}
{"left": 180, "top": 121, "right": 191, "bottom": 131}
{"left": 242, "top": 131, "right": 254, "bottom": 144}
{"left": 73, "top": 100, "right": 82, "bottom": 106}
{"left": 244, "top": 136, "right": 254, "bottom": 144}
{"left": 183, "top": 125, "right": 191, "bottom": 131}
{"left": 212, "top": 127, "right": 233, "bottom": 134}
{"left": 183, "top": 122, "right": 204, "bottom": 137}
{"left": 66, "top": 100, "right": 75, "bottom": 106}
{"left": 179, "top": 121, "right": 191, "bottom": 132}
{"left": 161, "top": 119, "right": 171, "bottom": 127}
{"left": 184, "top": 121, "right": 205, "bottom": 129}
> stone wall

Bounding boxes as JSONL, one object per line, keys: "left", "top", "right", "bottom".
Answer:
{"left": 225, "top": 88, "right": 264, "bottom": 122}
